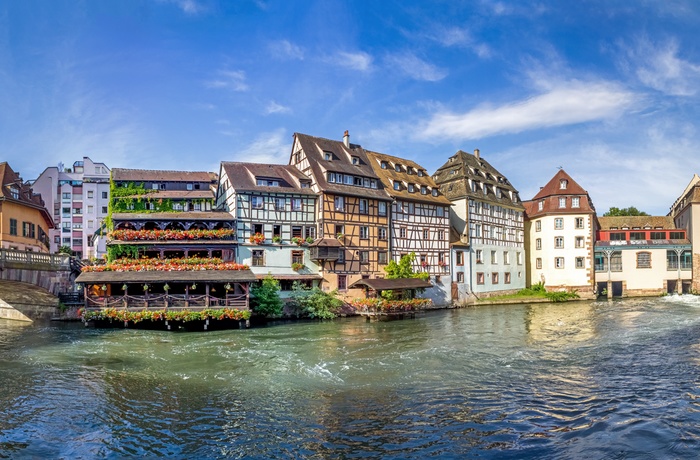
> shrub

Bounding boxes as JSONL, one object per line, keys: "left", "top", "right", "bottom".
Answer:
{"left": 251, "top": 275, "right": 283, "bottom": 317}
{"left": 290, "top": 283, "right": 342, "bottom": 319}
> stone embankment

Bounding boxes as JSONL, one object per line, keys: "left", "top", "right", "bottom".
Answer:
{"left": 0, "top": 280, "right": 61, "bottom": 322}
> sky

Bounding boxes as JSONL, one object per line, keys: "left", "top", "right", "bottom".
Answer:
{"left": 2, "top": 0, "right": 700, "bottom": 216}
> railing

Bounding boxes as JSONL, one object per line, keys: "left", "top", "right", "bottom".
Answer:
{"left": 0, "top": 248, "right": 71, "bottom": 270}
{"left": 85, "top": 293, "right": 248, "bottom": 310}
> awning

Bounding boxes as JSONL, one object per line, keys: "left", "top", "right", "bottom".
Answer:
{"left": 308, "top": 238, "right": 342, "bottom": 247}
{"left": 348, "top": 278, "right": 432, "bottom": 291}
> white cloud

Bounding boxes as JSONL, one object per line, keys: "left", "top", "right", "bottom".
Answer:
{"left": 327, "top": 51, "right": 373, "bottom": 72}
{"left": 419, "top": 80, "right": 636, "bottom": 140}
{"left": 385, "top": 52, "right": 447, "bottom": 82}
{"left": 159, "top": 0, "right": 204, "bottom": 15}
{"left": 204, "top": 70, "right": 249, "bottom": 91}
{"left": 268, "top": 40, "right": 304, "bottom": 60}
{"left": 627, "top": 38, "right": 700, "bottom": 96}
{"left": 229, "top": 128, "right": 290, "bottom": 164}
{"left": 432, "top": 27, "right": 492, "bottom": 58}
{"left": 265, "top": 101, "right": 291, "bottom": 114}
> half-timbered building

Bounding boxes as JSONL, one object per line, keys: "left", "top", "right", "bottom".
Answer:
{"left": 523, "top": 169, "right": 597, "bottom": 298}
{"left": 434, "top": 149, "right": 525, "bottom": 299}
{"left": 216, "top": 162, "right": 321, "bottom": 295}
{"left": 365, "top": 150, "right": 452, "bottom": 305}
{"left": 289, "top": 132, "right": 393, "bottom": 297}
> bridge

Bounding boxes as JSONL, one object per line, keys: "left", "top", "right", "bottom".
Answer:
{"left": 0, "top": 248, "right": 81, "bottom": 322}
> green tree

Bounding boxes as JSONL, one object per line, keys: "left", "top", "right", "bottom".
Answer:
{"left": 57, "top": 245, "right": 73, "bottom": 256}
{"left": 251, "top": 275, "right": 283, "bottom": 317}
{"left": 290, "top": 282, "right": 342, "bottom": 319}
{"left": 382, "top": 252, "right": 430, "bottom": 299}
{"left": 603, "top": 206, "right": 650, "bottom": 217}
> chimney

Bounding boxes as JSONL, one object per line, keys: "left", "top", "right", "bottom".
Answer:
{"left": 343, "top": 130, "right": 350, "bottom": 148}
{"left": 474, "top": 148, "right": 480, "bottom": 159}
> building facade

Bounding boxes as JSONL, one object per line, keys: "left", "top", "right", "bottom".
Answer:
{"left": 434, "top": 149, "right": 525, "bottom": 299}
{"left": 523, "top": 170, "right": 597, "bottom": 297}
{"left": 216, "top": 162, "right": 321, "bottom": 296}
{"left": 0, "top": 163, "right": 53, "bottom": 253}
{"left": 289, "top": 132, "right": 393, "bottom": 297}
{"left": 595, "top": 216, "right": 692, "bottom": 296}
{"left": 32, "top": 157, "right": 110, "bottom": 259}
{"left": 669, "top": 174, "right": 700, "bottom": 291}
{"left": 365, "top": 150, "right": 452, "bottom": 305}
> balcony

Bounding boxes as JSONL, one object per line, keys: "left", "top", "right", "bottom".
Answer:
{"left": 310, "top": 246, "right": 340, "bottom": 262}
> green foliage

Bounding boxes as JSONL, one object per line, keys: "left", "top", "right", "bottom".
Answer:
{"left": 603, "top": 206, "right": 650, "bottom": 217}
{"left": 106, "top": 244, "right": 141, "bottom": 262}
{"left": 251, "top": 275, "right": 283, "bottom": 317}
{"left": 382, "top": 252, "right": 429, "bottom": 299}
{"left": 544, "top": 290, "right": 580, "bottom": 302}
{"left": 57, "top": 245, "right": 73, "bottom": 256}
{"left": 290, "top": 283, "right": 342, "bottom": 319}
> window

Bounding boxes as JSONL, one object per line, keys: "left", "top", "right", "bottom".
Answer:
{"left": 572, "top": 197, "right": 580, "bottom": 208}
{"left": 275, "top": 198, "right": 285, "bottom": 211}
{"left": 378, "top": 251, "right": 388, "bottom": 264}
{"left": 418, "top": 170, "right": 424, "bottom": 177}
{"left": 536, "top": 258, "right": 542, "bottom": 269}
{"left": 273, "top": 225, "right": 281, "bottom": 238}
{"left": 423, "top": 229, "right": 429, "bottom": 240}
{"left": 559, "top": 197, "right": 566, "bottom": 208}
{"left": 610, "top": 232, "right": 626, "bottom": 241}
{"left": 538, "top": 200, "right": 544, "bottom": 211}
{"left": 637, "top": 252, "right": 651, "bottom": 269}
{"left": 555, "top": 236, "right": 564, "bottom": 249}
{"left": 352, "top": 156, "right": 359, "bottom": 165}
{"left": 338, "top": 250, "right": 345, "bottom": 264}
{"left": 492, "top": 273, "right": 499, "bottom": 284}
{"left": 395, "top": 164, "right": 402, "bottom": 172}
{"left": 536, "top": 238, "right": 542, "bottom": 250}
{"left": 476, "top": 250, "right": 483, "bottom": 263}
{"left": 360, "top": 226, "right": 369, "bottom": 239}
{"left": 335, "top": 224, "right": 344, "bottom": 236}
{"left": 576, "top": 257, "right": 584, "bottom": 269}
{"left": 504, "top": 273, "right": 511, "bottom": 284}
{"left": 292, "top": 198, "right": 302, "bottom": 211}
{"left": 575, "top": 236, "right": 584, "bottom": 248}
{"left": 338, "top": 274, "right": 347, "bottom": 290}
{"left": 87, "top": 191, "right": 94, "bottom": 199}
{"left": 380, "top": 161, "right": 387, "bottom": 169}
{"left": 477, "top": 273, "right": 485, "bottom": 285}
{"left": 334, "top": 196, "right": 344, "bottom": 211}
{"left": 650, "top": 232, "right": 665, "bottom": 240}
{"left": 101, "top": 191, "right": 108, "bottom": 199}
{"left": 457, "top": 272, "right": 465, "bottom": 283}
{"left": 359, "top": 199, "right": 368, "bottom": 214}
{"left": 87, "top": 220, "right": 94, "bottom": 229}
{"left": 555, "top": 257, "right": 564, "bottom": 269}
{"left": 9, "top": 218, "right": 17, "bottom": 236}
{"left": 517, "top": 252, "right": 522, "bottom": 265}
{"left": 421, "top": 185, "right": 427, "bottom": 195}
{"left": 408, "top": 184, "right": 415, "bottom": 193}
{"left": 491, "top": 250, "right": 497, "bottom": 264}
{"left": 378, "top": 227, "right": 387, "bottom": 240}
{"left": 575, "top": 217, "right": 584, "bottom": 229}
{"left": 324, "top": 151, "right": 332, "bottom": 161}
{"left": 399, "top": 227, "right": 407, "bottom": 238}
{"left": 378, "top": 202, "right": 387, "bottom": 216}
{"left": 503, "top": 251, "right": 510, "bottom": 264}
{"left": 554, "top": 218, "right": 564, "bottom": 230}
{"left": 535, "top": 221, "right": 541, "bottom": 232}
{"left": 62, "top": 192, "right": 71, "bottom": 199}
{"left": 560, "top": 179, "right": 568, "bottom": 189}
{"left": 438, "top": 230, "right": 445, "bottom": 241}
{"left": 291, "top": 250, "right": 304, "bottom": 265}
{"left": 670, "top": 231, "right": 684, "bottom": 239}
{"left": 186, "top": 183, "right": 193, "bottom": 191}
{"left": 394, "top": 181, "right": 401, "bottom": 191}
{"left": 359, "top": 251, "right": 369, "bottom": 263}
{"left": 291, "top": 226, "right": 302, "bottom": 238}
{"left": 456, "top": 251, "right": 464, "bottom": 266}
{"left": 251, "top": 196, "right": 264, "bottom": 209}
{"left": 252, "top": 250, "right": 265, "bottom": 266}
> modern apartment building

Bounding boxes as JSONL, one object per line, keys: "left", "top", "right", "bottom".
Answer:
{"left": 365, "top": 150, "right": 452, "bottom": 305}
{"left": 523, "top": 169, "right": 597, "bottom": 297}
{"left": 32, "top": 157, "right": 110, "bottom": 259}
{"left": 434, "top": 149, "right": 525, "bottom": 298}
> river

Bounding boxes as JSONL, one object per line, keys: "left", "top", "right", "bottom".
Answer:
{"left": 2, "top": 296, "right": 700, "bottom": 459}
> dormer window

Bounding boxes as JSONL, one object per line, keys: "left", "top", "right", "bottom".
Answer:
{"left": 407, "top": 167, "right": 413, "bottom": 175}
{"left": 324, "top": 151, "right": 333, "bottom": 161}
{"left": 9, "top": 187, "right": 19, "bottom": 199}
{"left": 538, "top": 200, "right": 544, "bottom": 211}
{"left": 352, "top": 156, "right": 360, "bottom": 165}
{"left": 560, "top": 179, "right": 568, "bottom": 189}
{"left": 393, "top": 181, "right": 401, "bottom": 191}
{"left": 408, "top": 184, "right": 415, "bottom": 193}
{"left": 421, "top": 185, "right": 427, "bottom": 195}
{"left": 418, "top": 170, "right": 424, "bottom": 177}
{"left": 395, "top": 164, "right": 401, "bottom": 172}
{"left": 380, "top": 161, "right": 387, "bottom": 169}
{"left": 431, "top": 189, "right": 438, "bottom": 197}
{"left": 559, "top": 197, "right": 566, "bottom": 208}
{"left": 187, "top": 183, "right": 193, "bottom": 191}
{"left": 301, "top": 182, "right": 310, "bottom": 188}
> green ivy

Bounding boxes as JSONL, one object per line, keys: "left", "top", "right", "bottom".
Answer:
{"left": 106, "top": 244, "right": 142, "bottom": 262}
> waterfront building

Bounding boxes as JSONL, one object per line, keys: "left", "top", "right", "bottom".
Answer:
{"left": 0, "top": 162, "right": 53, "bottom": 253}
{"left": 523, "top": 169, "right": 597, "bottom": 298}
{"left": 594, "top": 216, "right": 692, "bottom": 296}
{"left": 364, "top": 150, "right": 452, "bottom": 305}
{"left": 669, "top": 174, "right": 700, "bottom": 291}
{"left": 215, "top": 162, "right": 321, "bottom": 297}
{"left": 32, "top": 157, "right": 110, "bottom": 259}
{"left": 434, "top": 149, "right": 525, "bottom": 298}
{"left": 288, "top": 132, "right": 393, "bottom": 297}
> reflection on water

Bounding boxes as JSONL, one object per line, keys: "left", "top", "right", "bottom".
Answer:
{"left": 2, "top": 298, "right": 700, "bottom": 458}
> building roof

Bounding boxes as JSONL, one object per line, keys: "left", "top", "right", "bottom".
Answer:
{"left": 76, "top": 269, "right": 257, "bottom": 284}
{"left": 125, "top": 190, "right": 214, "bottom": 200}
{"left": 523, "top": 169, "right": 596, "bottom": 218}
{"left": 348, "top": 278, "right": 433, "bottom": 291}
{"left": 669, "top": 174, "right": 700, "bottom": 217}
{"left": 364, "top": 150, "right": 451, "bottom": 205}
{"left": 112, "top": 168, "right": 216, "bottom": 183}
{"left": 220, "top": 162, "right": 317, "bottom": 196}
{"left": 0, "top": 162, "right": 54, "bottom": 228}
{"left": 433, "top": 150, "right": 524, "bottom": 210}
{"left": 598, "top": 216, "right": 676, "bottom": 230}
{"left": 449, "top": 226, "right": 470, "bottom": 247}
{"left": 292, "top": 132, "right": 392, "bottom": 201}
{"left": 111, "top": 211, "right": 235, "bottom": 221}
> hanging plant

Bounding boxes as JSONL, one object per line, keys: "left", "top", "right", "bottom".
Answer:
{"left": 191, "top": 283, "right": 197, "bottom": 290}
{"left": 249, "top": 233, "right": 265, "bottom": 244}
{"left": 224, "top": 283, "right": 231, "bottom": 291}
{"left": 305, "top": 236, "right": 314, "bottom": 244}
{"left": 121, "top": 284, "right": 128, "bottom": 291}
{"left": 101, "top": 284, "right": 107, "bottom": 291}
{"left": 292, "top": 262, "right": 304, "bottom": 272}
{"left": 291, "top": 237, "right": 302, "bottom": 245}
{"left": 143, "top": 283, "right": 149, "bottom": 291}
{"left": 164, "top": 283, "right": 170, "bottom": 291}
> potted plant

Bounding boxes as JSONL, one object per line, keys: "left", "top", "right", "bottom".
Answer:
{"left": 336, "top": 233, "right": 344, "bottom": 240}
{"left": 305, "top": 236, "right": 314, "bottom": 244}
{"left": 292, "top": 262, "right": 304, "bottom": 272}
{"left": 249, "top": 232, "right": 265, "bottom": 244}
{"left": 272, "top": 235, "right": 282, "bottom": 244}
{"left": 291, "top": 236, "right": 302, "bottom": 245}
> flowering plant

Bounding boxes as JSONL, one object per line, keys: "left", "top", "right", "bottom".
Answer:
{"left": 249, "top": 233, "right": 265, "bottom": 244}
{"left": 291, "top": 237, "right": 302, "bottom": 245}
{"left": 349, "top": 298, "right": 432, "bottom": 313}
{"left": 291, "top": 262, "right": 304, "bottom": 271}
{"left": 438, "top": 260, "right": 448, "bottom": 267}
{"left": 81, "top": 256, "right": 250, "bottom": 272}
{"left": 81, "top": 308, "right": 251, "bottom": 323}
{"left": 109, "top": 229, "right": 234, "bottom": 241}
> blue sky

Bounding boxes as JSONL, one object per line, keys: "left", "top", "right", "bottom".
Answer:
{"left": 2, "top": 0, "right": 699, "bottom": 216}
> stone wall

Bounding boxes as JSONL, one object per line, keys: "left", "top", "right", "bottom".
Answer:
{"left": 0, "top": 280, "right": 60, "bottom": 322}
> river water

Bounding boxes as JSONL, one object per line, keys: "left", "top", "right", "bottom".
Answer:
{"left": 2, "top": 296, "right": 700, "bottom": 459}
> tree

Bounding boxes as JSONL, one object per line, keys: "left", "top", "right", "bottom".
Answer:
{"left": 382, "top": 252, "right": 430, "bottom": 299}
{"left": 290, "top": 282, "right": 342, "bottom": 319}
{"left": 603, "top": 206, "right": 650, "bottom": 217}
{"left": 57, "top": 245, "right": 73, "bottom": 256}
{"left": 251, "top": 275, "right": 283, "bottom": 317}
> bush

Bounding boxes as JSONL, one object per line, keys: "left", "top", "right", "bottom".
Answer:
{"left": 251, "top": 275, "right": 283, "bottom": 317}
{"left": 290, "top": 283, "right": 342, "bottom": 319}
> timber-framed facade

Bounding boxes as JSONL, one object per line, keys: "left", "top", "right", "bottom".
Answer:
{"left": 289, "top": 132, "right": 392, "bottom": 296}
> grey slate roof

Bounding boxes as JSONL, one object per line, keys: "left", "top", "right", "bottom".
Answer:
{"left": 112, "top": 168, "right": 216, "bottom": 183}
